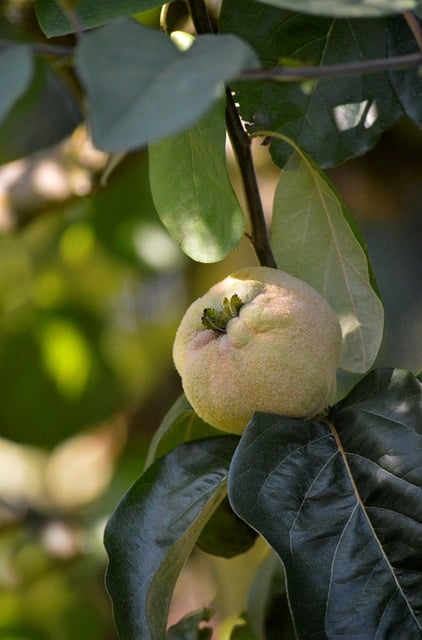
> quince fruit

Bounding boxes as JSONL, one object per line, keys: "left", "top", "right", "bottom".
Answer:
{"left": 173, "top": 266, "right": 342, "bottom": 434}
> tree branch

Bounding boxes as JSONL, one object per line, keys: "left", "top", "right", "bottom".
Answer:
{"left": 0, "top": 39, "right": 74, "bottom": 56}
{"left": 185, "top": 0, "right": 277, "bottom": 268}
{"left": 404, "top": 11, "right": 422, "bottom": 51}
{"left": 238, "top": 51, "right": 422, "bottom": 82}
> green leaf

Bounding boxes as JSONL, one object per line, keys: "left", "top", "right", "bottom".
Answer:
{"left": 196, "top": 496, "right": 258, "bottom": 558}
{"left": 220, "top": 0, "right": 402, "bottom": 168}
{"left": 145, "top": 394, "right": 220, "bottom": 469}
{"left": 228, "top": 368, "right": 422, "bottom": 639}
{"left": 230, "top": 620, "right": 257, "bottom": 640}
{"left": 0, "top": 57, "right": 81, "bottom": 164}
{"left": 105, "top": 436, "right": 239, "bottom": 640}
{"left": 75, "top": 19, "right": 259, "bottom": 152}
{"left": 388, "top": 15, "right": 422, "bottom": 127}
{"left": 0, "top": 46, "right": 32, "bottom": 126}
{"left": 0, "top": 308, "right": 122, "bottom": 447}
{"left": 245, "top": 552, "right": 293, "bottom": 640}
{"left": 149, "top": 100, "right": 245, "bottom": 263}
{"left": 254, "top": 0, "right": 422, "bottom": 17}
{"left": 167, "top": 608, "right": 214, "bottom": 640}
{"left": 35, "top": 0, "right": 165, "bottom": 36}
{"left": 270, "top": 143, "right": 383, "bottom": 373}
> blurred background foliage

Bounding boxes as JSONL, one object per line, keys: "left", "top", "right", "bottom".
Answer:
{"left": 0, "top": 1, "right": 421, "bottom": 639}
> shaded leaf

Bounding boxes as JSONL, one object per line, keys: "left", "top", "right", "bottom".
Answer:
{"left": 388, "top": 14, "right": 422, "bottom": 127}
{"left": 245, "top": 551, "right": 295, "bottom": 640}
{"left": 0, "top": 46, "right": 32, "bottom": 125}
{"left": 254, "top": 0, "right": 422, "bottom": 17}
{"left": 105, "top": 436, "right": 239, "bottom": 640}
{"left": 230, "top": 620, "right": 257, "bottom": 640}
{"left": 75, "top": 19, "right": 259, "bottom": 151}
{"left": 35, "top": 0, "right": 165, "bottom": 36}
{"left": 149, "top": 99, "right": 244, "bottom": 263}
{"left": 0, "top": 57, "right": 81, "bottom": 164}
{"left": 167, "top": 608, "right": 213, "bottom": 640}
{"left": 228, "top": 368, "right": 422, "bottom": 639}
{"left": 271, "top": 143, "right": 384, "bottom": 373}
{"left": 145, "top": 394, "right": 220, "bottom": 469}
{"left": 196, "top": 496, "right": 258, "bottom": 558}
{"left": 220, "top": 0, "right": 402, "bottom": 167}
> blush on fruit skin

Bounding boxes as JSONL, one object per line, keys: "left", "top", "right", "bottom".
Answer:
{"left": 173, "top": 266, "right": 343, "bottom": 434}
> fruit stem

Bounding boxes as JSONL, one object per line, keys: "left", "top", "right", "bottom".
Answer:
{"left": 202, "top": 294, "right": 244, "bottom": 333}
{"left": 185, "top": 0, "right": 277, "bottom": 270}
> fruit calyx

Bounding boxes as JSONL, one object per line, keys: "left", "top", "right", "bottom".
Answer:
{"left": 202, "top": 293, "right": 244, "bottom": 333}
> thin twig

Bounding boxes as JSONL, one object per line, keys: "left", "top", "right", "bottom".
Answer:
{"left": 238, "top": 51, "right": 422, "bottom": 83}
{"left": 403, "top": 11, "right": 422, "bottom": 51}
{"left": 0, "top": 39, "right": 74, "bottom": 56}
{"left": 185, "top": 0, "right": 277, "bottom": 269}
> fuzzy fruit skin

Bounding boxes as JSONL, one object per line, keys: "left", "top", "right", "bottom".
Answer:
{"left": 173, "top": 267, "right": 342, "bottom": 434}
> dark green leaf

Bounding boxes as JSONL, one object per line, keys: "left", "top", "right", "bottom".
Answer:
{"left": 245, "top": 551, "right": 292, "bottom": 640}
{"left": 35, "top": 0, "right": 166, "bottom": 36}
{"left": 75, "top": 19, "right": 259, "bottom": 151}
{"left": 0, "top": 57, "right": 81, "bottom": 164}
{"left": 254, "top": 0, "right": 421, "bottom": 17}
{"left": 228, "top": 368, "right": 422, "bottom": 639}
{"left": 0, "top": 46, "right": 32, "bottom": 125}
{"left": 167, "top": 608, "right": 214, "bottom": 640}
{"left": 145, "top": 394, "right": 220, "bottom": 469}
{"left": 271, "top": 145, "right": 384, "bottom": 373}
{"left": 105, "top": 436, "right": 239, "bottom": 640}
{"left": 388, "top": 15, "right": 422, "bottom": 127}
{"left": 220, "top": 0, "right": 402, "bottom": 167}
{"left": 149, "top": 99, "right": 244, "bottom": 263}
{"left": 230, "top": 620, "right": 257, "bottom": 640}
{"left": 196, "top": 496, "right": 257, "bottom": 558}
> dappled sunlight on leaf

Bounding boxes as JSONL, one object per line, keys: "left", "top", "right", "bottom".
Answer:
{"left": 332, "top": 99, "right": 379, "bottom": 132}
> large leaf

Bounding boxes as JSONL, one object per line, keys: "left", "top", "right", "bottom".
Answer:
{"left": 254, "top": 0, "right": 422, "bottom": 17}
{"left": 220, "top": 0, "right": 402, "bottom": 168}
{"left": 270, "top": 141, "right": 383, "bottom": 373}
{"left": 35, "top": 0, "right": 166, "bottom": 36}
{"left": 149, "top": 100, "right": 244, "bottom": 263}
{"left": 104, "top": 436, "right": 239, "bottom": 640}
{"left": 388, "top": 14, "right": 422, "bottom": 127}
{"left": 0, "top": 46, "right": 32, "bottom": 126}
{"left": 228, "top": 368, "right": 422, "bottom": 639}
{"left": 75, "top": 19, "right": 259, "bottom": 152}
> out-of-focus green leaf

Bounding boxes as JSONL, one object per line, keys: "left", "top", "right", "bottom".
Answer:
{"left": 271, "top": 143, "right": 384, "bottom": 373}
{"left": 167, "top": 608, "right": 214, "bottom": 640}
{"left": 228, "top": 368, "right": 422, "bottom": 639}
{"left": 75, "top": 19, "right": 259, "bottom": 152}
{"left": 0, "top": 46, "right": 32, "bottom": 125}
{"left": 388, "top": 15, "right": 422, "bottom": 127}
{"left": 0, "top": 308, "right": 123, "bottom": 447}
{"left": 0, "top": 57, "right": 80, "bottom": 164}
{"left": 105, "top": 436, "right": 239, "bottom": 640}
{"left": 145, "top": 394, "right": 220, "bottom": 468}
{"left": 254, "top": 0, "right": 421, "bottom": 17}
{"left": 149, "top": 100, "right": 244, "bottom": 263}
{"left": 220, "top": 0, "right": 402, "bottom": 168}
{"left": 35, "top": 0, "right": 166, "bottom": 36}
